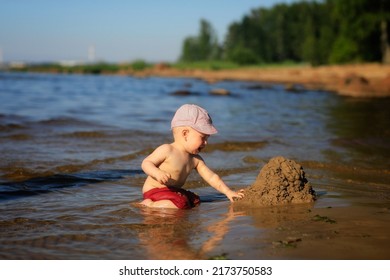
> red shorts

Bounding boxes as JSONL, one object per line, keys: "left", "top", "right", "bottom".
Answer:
{"left": 143, "top": 187, "right": 200, "bottom": 209}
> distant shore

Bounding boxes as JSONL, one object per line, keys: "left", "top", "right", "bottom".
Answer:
{"left": 129, "top": 63, "right": 390, "bottom": 98}
{"left": 5, "top": 63, "right": 390, "bottom": 97}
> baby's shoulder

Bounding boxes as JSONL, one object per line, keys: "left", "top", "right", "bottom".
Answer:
{"left": 191, "top": 154, "right": 205, "bottom": 166}
{"left": 152, "top": 143, "right": 174, "bottom": 156}
{"left": 155, "top": 143, "right": 173, "bottom": 150}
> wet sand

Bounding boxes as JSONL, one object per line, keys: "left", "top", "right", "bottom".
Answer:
{"left": 239, "top": 201, "right": 390, "bottom": 259}
{"left": 235, "top": 156, "right": 316, "bottom": 207}
{"left": 128, "top": 63, "right": 390, "bottom": 98}
{"left": 225, "top": 157, "right": 390, "bottom": 260}
{"left": 134, "top": 179, "right": 390, "bottom": 260}
{"left": 131, "top": 153, "right": 390, "bottom": 260}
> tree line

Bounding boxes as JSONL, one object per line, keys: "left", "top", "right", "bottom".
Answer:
{"left": 180, "top": 0, "right": 390, "bottom": 65}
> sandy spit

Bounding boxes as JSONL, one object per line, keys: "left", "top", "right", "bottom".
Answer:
{"left": 125, "top": 63, "right": 390, "bottom": 98}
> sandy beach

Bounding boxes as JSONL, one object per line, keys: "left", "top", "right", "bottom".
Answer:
{"left": 127, "top": 63, "right": 390, "bottom": 98}
{"left": 233, "top": 202, "right": 390, "bottom": 260}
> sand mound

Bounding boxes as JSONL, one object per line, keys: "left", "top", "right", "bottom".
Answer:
{"left": 236, "top": 156, "right": 316, "bottom": 207}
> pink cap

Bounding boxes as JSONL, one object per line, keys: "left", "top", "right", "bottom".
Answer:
{"left": 171, "top": 104, "right": 218, "bottom": 135}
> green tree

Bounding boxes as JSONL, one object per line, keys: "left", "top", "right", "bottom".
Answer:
{"left": 328, "top": 0, "right": 390, "bottom": 63}
{"left": 300, "top": 1, "right": 335, "bottom": 65}
{"left": 224, "top": 16, "right": 261, "bottom": 64}
{"left": 180, "top": 19, "right": 221, "bottom": 62}
{"left": 182, "top": 0, "right": 390, "bottom": 65}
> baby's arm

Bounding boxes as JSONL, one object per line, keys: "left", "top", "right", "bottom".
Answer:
{"left": 141, "top": 144, "right": 171, "bottom": 185}
{"left": 196, "top": 157, "right": 244, "bottom": 202}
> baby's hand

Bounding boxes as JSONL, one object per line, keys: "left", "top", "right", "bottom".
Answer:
{"left": 155, "top": 170, "right": 171, "bottom": 185}
{"left": 227, "top": 189, "right": 245, "bottom": 202}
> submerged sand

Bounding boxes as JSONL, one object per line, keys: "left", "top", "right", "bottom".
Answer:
{"left": 230, "top": 202, "right": 390, "bottom": 259}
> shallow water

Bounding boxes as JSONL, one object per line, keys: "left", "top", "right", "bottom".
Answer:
{"left": 0, "top": 72, "right": 389, "bottom": 259}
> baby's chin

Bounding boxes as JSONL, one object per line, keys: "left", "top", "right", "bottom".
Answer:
{"left": 190, "top": 148, "right": 202, "bottom": 154}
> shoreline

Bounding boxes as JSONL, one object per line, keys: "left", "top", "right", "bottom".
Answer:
{"left": 126, "top": 63, "right": 390, "bottom": 98}
{"left": 5, "top": 63, "right": 390, "bottom": 98}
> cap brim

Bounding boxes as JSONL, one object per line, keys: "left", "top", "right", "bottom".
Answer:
{"left": 193, "top": 125, "right": 218, "bottom": 135}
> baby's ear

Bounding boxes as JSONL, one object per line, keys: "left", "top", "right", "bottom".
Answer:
{"left": 182, "top": 128, "right": 189, "bottom": 137}
{"left": 181, "top": 128, "right": 191, "bottom": 141}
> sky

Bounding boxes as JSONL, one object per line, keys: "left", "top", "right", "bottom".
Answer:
{"left": 0, "top": 0, "right": 298, "bottom": 63}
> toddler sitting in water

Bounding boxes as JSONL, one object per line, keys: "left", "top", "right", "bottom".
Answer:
{"left": 140, "top": 104, "right": 244, "bottom": 209}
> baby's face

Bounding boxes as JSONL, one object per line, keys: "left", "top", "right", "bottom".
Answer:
{"left": 187, "top": 128, "right": 209, "bottom": 154}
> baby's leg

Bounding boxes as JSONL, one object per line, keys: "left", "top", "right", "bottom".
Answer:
{"left": 139, "top": 199, "right": 178, "bottom": 209}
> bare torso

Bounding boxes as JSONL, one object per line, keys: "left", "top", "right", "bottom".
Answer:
{"left": 142, "top": 143, "right": 200, "bottom": 193}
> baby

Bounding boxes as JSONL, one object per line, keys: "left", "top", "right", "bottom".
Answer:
{"left": 140, "top": 104, "right": 244, "bottom": 209}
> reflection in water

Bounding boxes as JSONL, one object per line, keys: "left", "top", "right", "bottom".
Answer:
{"left": 327, "top": 97, "right": 390, "bottom": 168}
{"left": 137, "top": 205, "right": 244, "bottom": 259}
{"left": 233, "top": 203, "right": 315, "bottom": 229}
{"left": 321, "top": 97, "right": 390, "bottom": 198}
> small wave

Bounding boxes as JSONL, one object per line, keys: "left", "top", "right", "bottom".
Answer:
{"left": 0, "top": 114, "right": 29, "bottom": 131}
{"left": 0, "top": 114, "right": 105, "bottom": 134}
{"left": 59, "top": 129, "right": 161, "bottom": 139}
{"left": 0, "top": 123, "right": 27, "bottom": 132}
{"left": 0, "top": 169, "right": 143, "bottom": 201}
{"left": 1, "top": 134, "right": 32, "bottom": 140}
{"left": 199, "top": 193, "right": 227, "bottom": 203}
{"left": 37, "top": 117, "right": 101, "bottom": 128}
{"left": 0, "top": 217, "right": 57, "bottom": 227}
{"left": 61, "top": 131, "right": 109, "bottom": 138}
{"left": 206, "top": 141, "right": 268, "bottom": 152}
{"left": 0, "top": 72, "right": 57, "bottom": 81}
{"left": 0, "top": 147, "right": 151, "bottom": 182}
